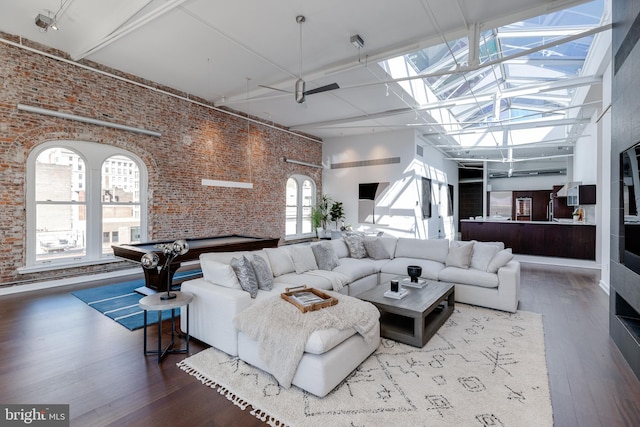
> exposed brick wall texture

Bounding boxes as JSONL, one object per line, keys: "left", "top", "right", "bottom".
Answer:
{"left": 0, "top": 39, "right": 322, "bottom": 286}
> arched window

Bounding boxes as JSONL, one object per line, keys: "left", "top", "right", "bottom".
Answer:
{"left": 285, "top": 175, "right": 315, "bottom": 238}
{"left": 24, "top": 141, "right": 147, "bottom": 271}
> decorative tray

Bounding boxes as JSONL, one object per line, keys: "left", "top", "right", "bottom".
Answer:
{"left": 281, "top": 285, "right": 338, "bottom": 313}
{"left": 402, "top": 277, "right": 428, "bottom": 288}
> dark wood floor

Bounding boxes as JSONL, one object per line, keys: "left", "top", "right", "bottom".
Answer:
{"left": 1, "top": 263, "right": 639, "bottom": 426}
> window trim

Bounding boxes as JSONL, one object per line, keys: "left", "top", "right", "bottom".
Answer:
{"left": 23, "top": 140, "right": 148, "bottom": 272}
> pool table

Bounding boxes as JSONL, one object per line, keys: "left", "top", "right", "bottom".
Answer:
{"left": 112, "top": 235, "right": 279, "bottom": 292}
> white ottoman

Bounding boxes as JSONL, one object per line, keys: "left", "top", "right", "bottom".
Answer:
{"left": 237, "top": 322, "right": 380, "bottom": 398}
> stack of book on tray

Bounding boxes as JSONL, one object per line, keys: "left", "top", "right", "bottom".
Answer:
{"left": 291, "top": 291, "right": 326, "bottom": 305}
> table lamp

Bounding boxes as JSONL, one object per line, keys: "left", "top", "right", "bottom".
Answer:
{"left": 141, "top": 239, "right": 189, "bottom": 300}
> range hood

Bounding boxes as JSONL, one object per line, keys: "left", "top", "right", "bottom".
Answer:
{"left": 556, "top": 181, "right": 581, "bottom": 197}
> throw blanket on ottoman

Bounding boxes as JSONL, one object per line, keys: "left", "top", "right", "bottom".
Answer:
{"left": 233, "top": 292, "right": 379, "bottom": 388}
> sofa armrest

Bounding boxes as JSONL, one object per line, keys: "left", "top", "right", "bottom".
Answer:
{"left": 496, "top": 260, "right": 520, "bottom": 312}
{"left": 180, "top": 278, "right": 252, "bottom": 356}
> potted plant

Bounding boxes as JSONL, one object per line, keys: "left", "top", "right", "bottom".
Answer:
{"left": 330, "top": 201, "right": 345, "bottom": 230}
{"left": 315, "top": 194, "right": 332, "bottom": 237}
{"left": 311, "top": 207, "right": 323, "bottom": 238}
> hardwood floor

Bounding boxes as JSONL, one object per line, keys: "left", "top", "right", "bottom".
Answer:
{"left": 1, "top": 263, "right": 639, "bottom": 426}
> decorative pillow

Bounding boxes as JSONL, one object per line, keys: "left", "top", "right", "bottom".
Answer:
{"left": 470, "top": 242, "right": 499, "bottom": 271}
{"left": 288, "top": 246, "right": 319, "bottom": 274}
{"left": 363, "top": 238, "right": 391, "bottom": 260}
{"left": 199, "top": 259, "right": 241, "bottom": 289}
{"left": 486, "top": 249, "right": 514, "bottom": 273}
{"left": 264, "top": 248, "right": 295, "bottom": 277}
{"left": 445, "top": 241, "right": 474, "bottom": 269}
{"left": 250, "top": 254, "right": 274, "bottom": 290}
{"left": 311, "top": 242, "right": 340, "bottom": 271}
{"left": 230, "top": 255, "right": 259, "bottom": 298}
{"left": 344, "top": 234, "right": 367, "bottom": 259}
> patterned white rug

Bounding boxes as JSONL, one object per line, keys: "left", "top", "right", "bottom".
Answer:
{"left": 178, "top": 304, "right": 552, "bottom": 427}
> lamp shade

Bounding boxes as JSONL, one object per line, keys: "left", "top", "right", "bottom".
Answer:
{"left": 172, "top": 239, "right": 189, "bottom": 256}
{"left": 141, "top": 252, "right": 159, "bottom": 269}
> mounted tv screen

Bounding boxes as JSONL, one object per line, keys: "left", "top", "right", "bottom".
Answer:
{"left": 621, "top": 143, "right": 640, "bottom": 275}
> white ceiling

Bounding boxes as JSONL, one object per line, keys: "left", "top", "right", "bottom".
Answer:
{"left": 0, "top": 0, "right": 609, "bottom": 175}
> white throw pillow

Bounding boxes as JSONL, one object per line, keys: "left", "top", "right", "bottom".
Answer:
{"left": 363, "top": 238, "right": 391, "bottom": 260}
{"left": 200, "top": 259, "right": 241, "bottom": 289}
{"left": 486, "top": 249, "right": 514, "bottom": 273}
{"left": 445, "top": 241, "right": 474, "bottom": 269}
{"left": 288, "top": 246, "right": 319, "bottom": 274}
{"left": 470, "top": 242, "right": 500, "bottom": 271}
{"left": 264, "top": 248, "right": 295, "bottom": 277}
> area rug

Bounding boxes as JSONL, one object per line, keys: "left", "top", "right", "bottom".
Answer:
{"left": 178, "top": 304, "right": 552, "bottom": 427}
{"left": 71, "top": 269, "right": 201, "bottom": 330}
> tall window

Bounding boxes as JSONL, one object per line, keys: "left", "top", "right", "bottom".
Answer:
{"left": 25, "top": 141, "right": 147, "bottom": 270}
{"left": 285, "top": 175, "right": 315, "bottom": 238}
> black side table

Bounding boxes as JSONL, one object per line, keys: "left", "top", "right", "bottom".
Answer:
{"left": 139, "top": 291, "right": 193, "bottom": 363}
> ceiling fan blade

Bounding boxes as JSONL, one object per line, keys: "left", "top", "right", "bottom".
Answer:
{"left": 304, "top": 82, "right": 340, "bottom": 96}
{"left": 258, "top": 84, "right": 291, "bottom": 94}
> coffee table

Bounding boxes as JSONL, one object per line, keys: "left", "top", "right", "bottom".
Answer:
{"left": 358, "top": 278, "right": 454, "bottom": 347}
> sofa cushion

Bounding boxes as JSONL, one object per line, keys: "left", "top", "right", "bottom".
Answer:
{"left": 395, "top": 238, "right": 449, "bottom": 263}
{"left": 311, "top": 242, "right": 340, "bottom": 271}
{"left": 200, "top": 259, "right": 241, "bottom": 289}
{"left": 334, "top": 258, "right": 377, "bottom": 282}
{"left": 344, "top": 234, "right": 367, "bottom": 259}
{"left": 470, "top": 242, "right": 500, "bottom": 271}
{"left": 363, "top": 238, "right": 391, "bottom": 260}
{"left": 438, "top": 266, "right": 499, "bottom": 288}
{"left": 381, "top": 257, "right": 445, "bottom": 280}
{"left": 273, "top": 273, "right": 334, "bottom": 290}
{"left": 446, "top": 241, "right": 474, "bottom": 268}
{"left": 288, "top": 246, "right": 318, "bottom": 274}
{"left": 329, "top": 238, "right": 350, "bottom": 259}
{"left": 250, "top": 254, "right": 274, "bottom": 290}
{"left": 230, "top": 255, "right": 259, "bottom": 298}
{"left": 487, "top": 249, "right": 514, "bottom": 273}
{"left": 264, "top": 247, "right": 295, "bottom": 277}
{"left": 305, "top": 327, "right": 358, "bottom": 355}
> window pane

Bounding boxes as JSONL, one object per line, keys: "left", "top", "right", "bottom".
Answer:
{"left": 101, "top": 155, "right": 141, "bottom": 255}
{"left": 36, "top": 204, "right": 86, "bottom": 261}
{"left": 35, "top": 148, "right": 85, "bottom": 202}
{"left": 286, "top": 178, "right": 298, "bottom": 236}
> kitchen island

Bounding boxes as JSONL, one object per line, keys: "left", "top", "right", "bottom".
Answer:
{"left": 460, "top": 219, "right": 595, "bottom": 260}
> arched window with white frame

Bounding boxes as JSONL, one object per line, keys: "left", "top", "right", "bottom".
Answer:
{"left": 285, "top": 175, "right": 316, "bottom": 238}
{"left": 24, "top": 141, "right": 147, "bottom": 271}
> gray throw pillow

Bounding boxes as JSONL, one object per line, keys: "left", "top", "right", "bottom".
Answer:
{"left": 230, "top": 255, "right": 259, "bottom": 298}
{"left": 311, "top": 242, "right": 340, "bottom": 271}
{"left": 363, "top": 238, "right": 391, "bottom": 260}
{"left": 344, "top": 234, "right": 367, "bottom": 259}
{"left": 250, "top": 254, "right": 274, "bottom": 290}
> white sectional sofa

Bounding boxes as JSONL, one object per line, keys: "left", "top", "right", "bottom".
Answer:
{"left": 179, "top": 235, "right": 519, "bottom": 396}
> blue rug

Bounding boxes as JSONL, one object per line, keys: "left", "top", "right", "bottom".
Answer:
{"left": 72, "top": 269, "right": 202, "bottom": 330}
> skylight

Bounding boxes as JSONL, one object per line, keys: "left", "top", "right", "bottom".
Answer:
{"left": 379, "top": 0, "right": 606, "bottom": 146}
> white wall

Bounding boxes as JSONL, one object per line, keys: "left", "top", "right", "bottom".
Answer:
{"left": 573, "top": 120, "right": 599, "bottom": 185}
{"left": 322, "top": 130, "right": 458, "bottom": 239}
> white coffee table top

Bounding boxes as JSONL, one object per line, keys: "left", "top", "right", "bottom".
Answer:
{"left": 139, "top": 291, "right": 193, "bottom": 311}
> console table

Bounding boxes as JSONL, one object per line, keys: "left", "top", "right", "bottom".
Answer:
{"left": 139, "top": 291, "right": 193, "bottom": 363}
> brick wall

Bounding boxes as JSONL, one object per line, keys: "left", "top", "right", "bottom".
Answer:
{"left": 0, "top": 36, "right": 322, "bottom": 286}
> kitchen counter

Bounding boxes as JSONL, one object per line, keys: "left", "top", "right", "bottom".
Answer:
{"left": 460, "top": 219, "right": 595, "bottom": 260}
{"left": 461, "top": 218, "right": 595, "bottom": 226}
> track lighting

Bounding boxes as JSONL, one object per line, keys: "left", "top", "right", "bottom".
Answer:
{"left": 35, "top": 13, "right": 58, "bottom": 31}
{"left": 350, "top": 34, "right": 364, "bottom": 49}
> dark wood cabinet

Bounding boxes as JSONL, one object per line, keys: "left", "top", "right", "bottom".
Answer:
{"left": 460, "top": 221, "right": 596, "bottom": 260}
{"left": 578, "top": 185, "right": 596, "bottom": 204}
